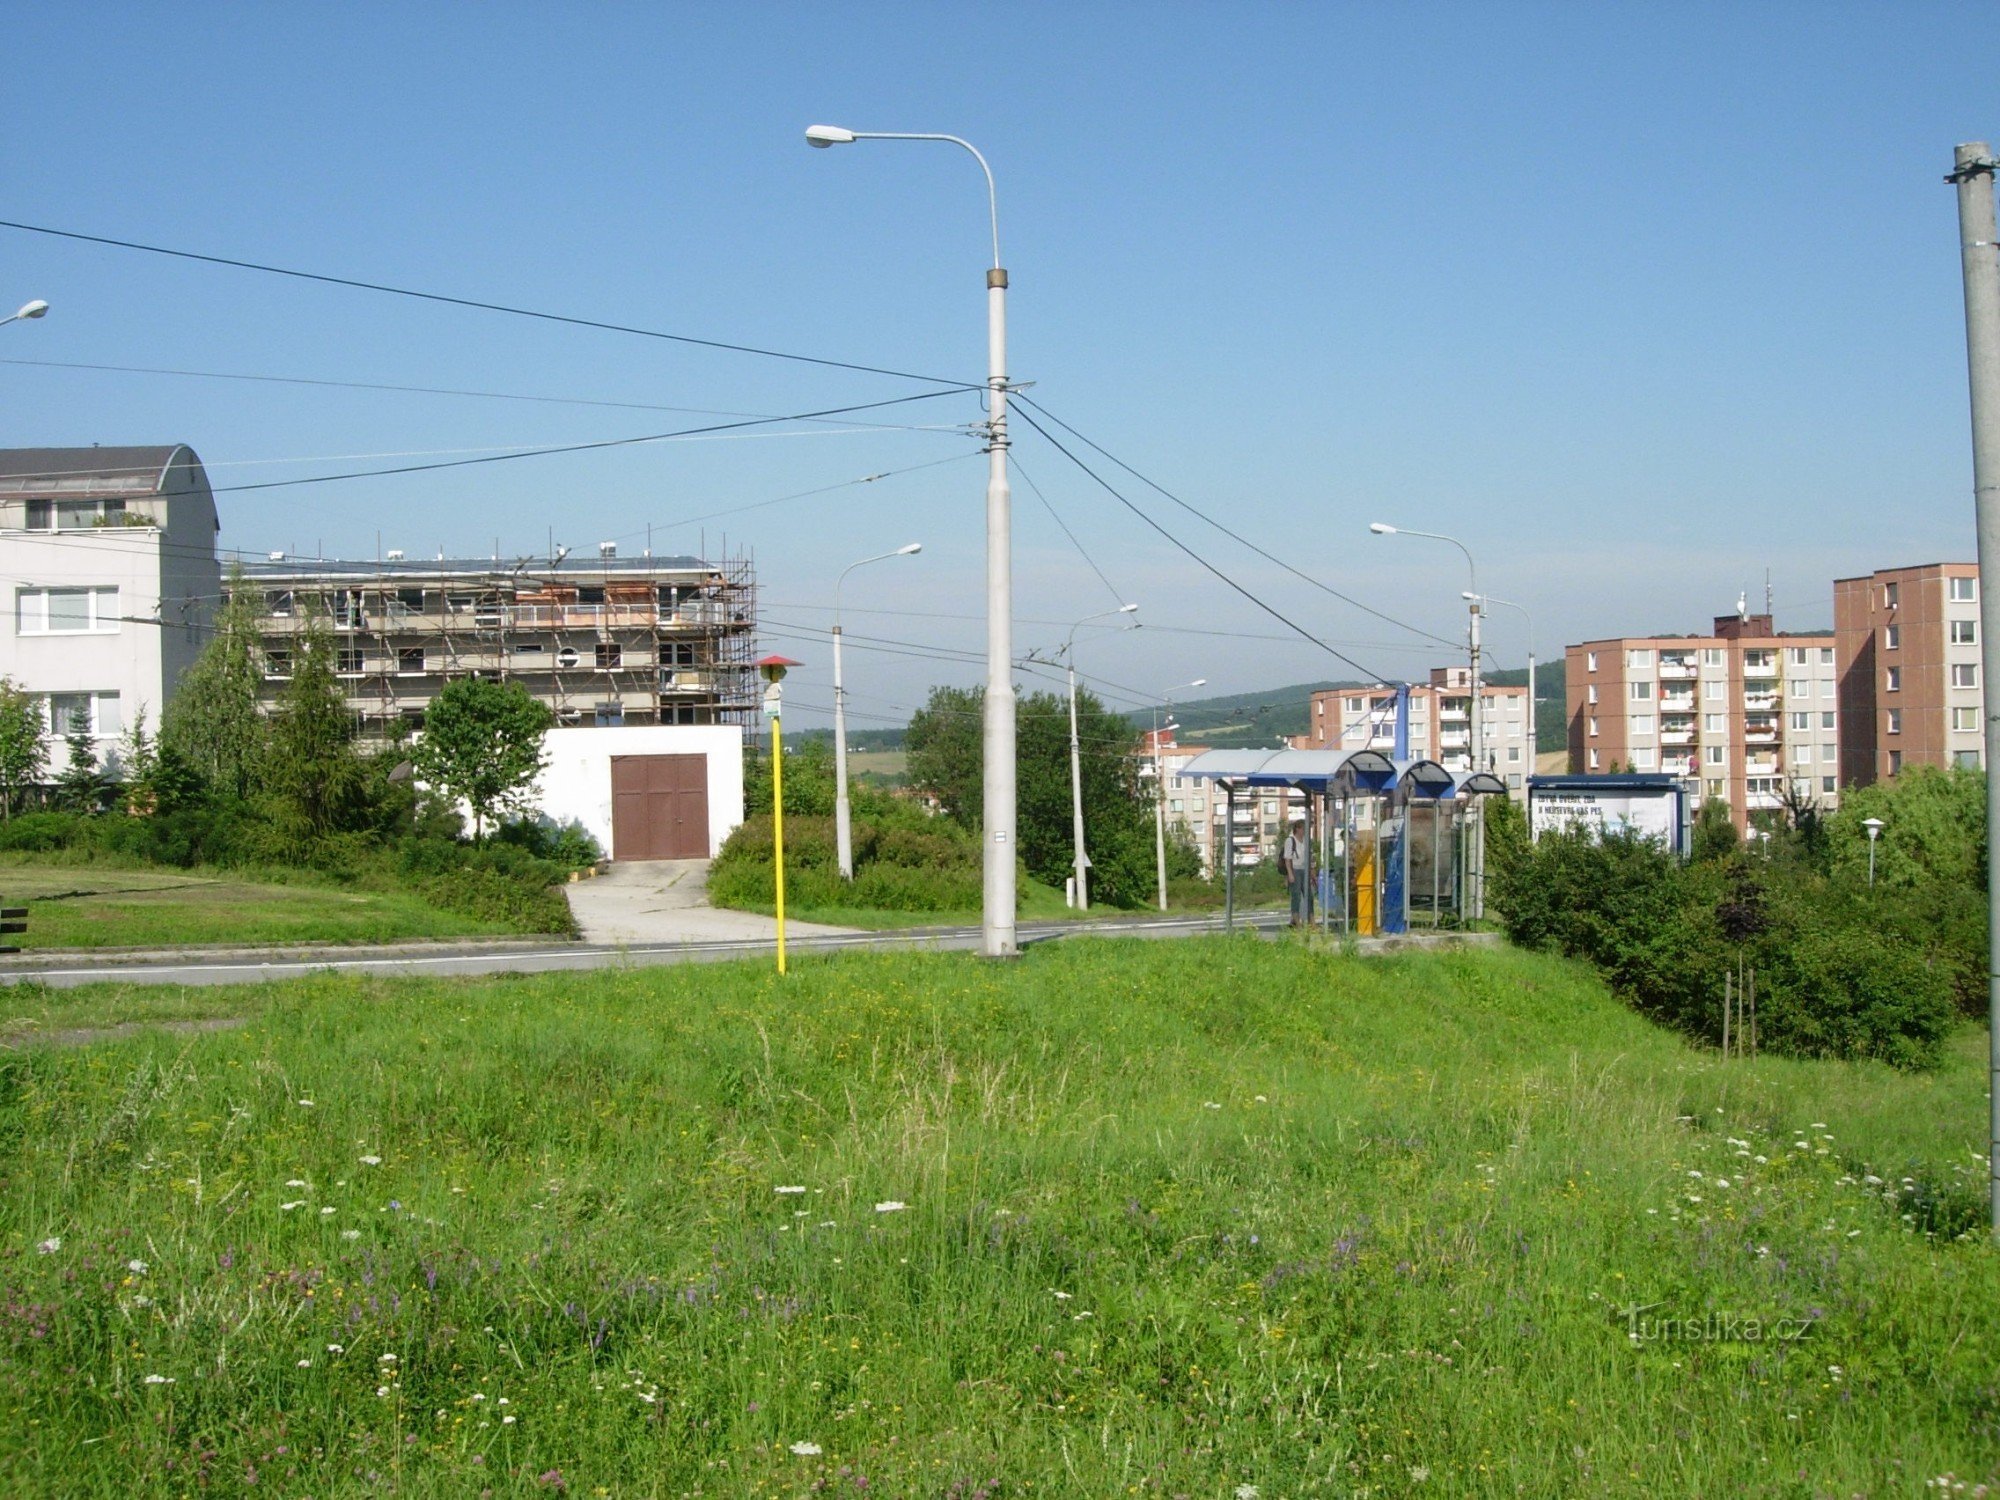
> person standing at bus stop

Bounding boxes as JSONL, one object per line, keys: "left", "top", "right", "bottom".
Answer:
{"left": 1281, "top": 816, "right": 1309, "bottom": 927}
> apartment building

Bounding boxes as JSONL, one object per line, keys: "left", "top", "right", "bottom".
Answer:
{"left": 233, "top": 547, "right": 759, "bottom": 741}
{"left": 1833, "top": 562, "right": 1983, "bottom": 785}
{"left": 0, "top": 445, "right": 220, "bottom": 767}
{"left": 1565, "top": 612, "right": 1840, "bottom": 829}
{"left": 1295, "top": 667, "right": 1535, "bottom": 795}
{"left": 1146, "top": 729, "right": 1304, "bottom": 870}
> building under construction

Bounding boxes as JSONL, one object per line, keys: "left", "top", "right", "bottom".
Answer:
{"left": 234, "top": 547, "right": 758, "bottom": 740}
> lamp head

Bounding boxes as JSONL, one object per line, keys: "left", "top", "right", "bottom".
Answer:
{"left": 15, "top": 300, "right": 47, "bottom": 320}
{"left": 896, "top": 542, "right": 922, "bottom": 555}
{"left": 805, "top": 124, "right": 857, "bottom": 148}
{"left": 1118, "top": 602, "right": 1139, "bottom": 614}
{"left": 1863, "top": 817, "right": 1885, "bottom": 836}
{"left": 1369, "top": 522, "right": 1396, "bottom": 535}
{"left": 1190, "top": 678, "right": 1207, "bottom": 689}
{"left": 1462, "top": 590, "right": 1480, "bottom": 602}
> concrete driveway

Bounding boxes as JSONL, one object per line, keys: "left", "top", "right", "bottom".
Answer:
{"left": 563, "top": 860, "right": 861, "bottom": 946}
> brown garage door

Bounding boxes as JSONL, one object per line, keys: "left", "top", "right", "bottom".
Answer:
{"left": 610, "top": 754, "right": 710, "bottom": 860}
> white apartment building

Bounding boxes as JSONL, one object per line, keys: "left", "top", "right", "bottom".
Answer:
{"left": 1296, "top": 667, "right": 1535, "bottom": 796}
{"left": 0, "top": 446, "right": 220, "bottom": 768}
{"left": 1151, "top": 729, "right": 1305, "bottom": 870}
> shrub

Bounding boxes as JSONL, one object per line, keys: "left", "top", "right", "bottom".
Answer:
{"left": 0, "top": 812, "right": 87, "bottom": 853}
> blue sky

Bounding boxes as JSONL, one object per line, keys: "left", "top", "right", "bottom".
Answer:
{"left": 6, "top": 3, "right": 1997, "bottom": 731}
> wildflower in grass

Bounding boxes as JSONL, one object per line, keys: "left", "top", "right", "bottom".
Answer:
{"left": 286, "top": 1179, "right": 307, "bottom": 1187}
{"left": 1051, "top": 1290, "right": 1072, "bottom": 1300}
{"left": 142, "top": 1374, "right": 175, "bottom": 1385}
{"left": 342, "top": 1229, "right": 361, "bottom": 1241}
{"left": 776, "top": 1185, "right": 807, "bottom": 1195}
{"left": 380, "top": 1353, "right": 398, "bottom": 1364}
{"left": 502, "top": 1414, "right": 517, "bottom": 1425}
{"left": 36, "top": 1237, "right": 59, "bottom": 1255}
{"left": 874, "top": 1202, "right": 906, "bottom": 1214}
{"left": 281, "top": 1201, "right": 305, "bottom": 1211}
{"left": 790, "top": 1441, "right": 822, "bottom": 1457}
{"left": 297, "top": 1359, "right": 311, "bottom": 1368}
{"left": 1410, "top": 1466, "right": 1431, "bottom": 1483}
{"left": 377, "top": 1385, "right": 391, "bottom": 1397}
{"left": 359, "top": 1155, "right": 382, "bottom": 1167}
{"left": 320, "top": 1207, "right": 336, "bottom": 1216}
{"left": 297, "top": 1099, "right": 314, "bottom": 1108}
{"left": 127, "top": 1259, "right": 148, "bottom": 1274}
{"left": 1236, "top": 1486, "right": 1259, "bottom": 1499}
{"left": 326, "top": 1343, "right": 343, "bottom": 1353}
{"left": 1204, "top": 1101, "right": 1222, "bottom": 1110}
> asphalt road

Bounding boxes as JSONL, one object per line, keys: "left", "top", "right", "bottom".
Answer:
{"left": 0, "top": 910, "right": 1303, "bottom": 990}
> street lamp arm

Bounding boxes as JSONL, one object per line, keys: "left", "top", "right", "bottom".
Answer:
{"left": 835, "top": 544, "right": 924, "bottom": 625}
{"left": 1063, "top": 603, "right": 1140, "bottom": 658}
{"left": 812, "top": 128, "right": 1001, "bottom": 268}
{"left": 1388, "top": 525, "right": 1476, "bottom": 594}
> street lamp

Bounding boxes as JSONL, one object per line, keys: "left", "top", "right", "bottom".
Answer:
{"left": 1466, "top": 590, "right": 1534, "bottom": 773}
{"left": 1152, "top": 678, "right": 1206, "bottom": 911}
{"left": 1062, "top": 603, "right": 1139, "bottom": 910}
{"left": 833, "top": 543, "right": 922, "bottom": 880}
{"left": 807, "top": 123, "right": 1017, "bottom": 957}
{"left": 1863, "top": 816, "right": 1885, "bottom": 887}
{"left": 0, "top": 299, "right": 48, "bottom": 328}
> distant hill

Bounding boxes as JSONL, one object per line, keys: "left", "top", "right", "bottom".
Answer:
{"left": 787, "top": 670, "right": 1567, "bottom": 757}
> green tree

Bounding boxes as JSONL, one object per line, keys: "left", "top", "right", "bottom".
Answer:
{"left": 1690, "top": 797, "right": 1739, "bottom": 863}
{"left": 411, "top": 678, "right": 554, "bottom": 842}
{"left": 162, "top": 565, "right": 268, "bottom": 801}
{"left": 116, "top": 709, "right": 159, "bottom": 814}
{"left": 905, "top": 685, "right": 983, "bottom": 826}
{"left": 53, "top": 734, "right": 107, "bottom": 812}
{"left": 0, "top": 677, "right": 47, "bottom": 819}
{"left": 264, "top": 621, "right": 368, "bottom": 848}
{"left": 1823, "top": 765, "right": 1984, "bottom": 891}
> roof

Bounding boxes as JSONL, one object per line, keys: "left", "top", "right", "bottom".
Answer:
{"left": 0, "top": 445, "right": 200, "bottom": 498}
{"left": 239, "top": 553, "right": 717, "bottom": 582}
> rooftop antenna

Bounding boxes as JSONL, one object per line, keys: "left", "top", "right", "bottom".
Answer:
{"left": 1765, "top": 567, "right": 1773, "bottom": 617}
{"left": 1737, "top": 588, "right": 1748, "bottom": 622}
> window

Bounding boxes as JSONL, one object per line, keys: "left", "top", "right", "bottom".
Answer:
{"left": 1887, "top": 709, "right": 1902, "bottom": 735}
{"left": 1821, "top": 744, "right": 1836, "bottom": 762}
{"left": 1705, "top": 745, "right": 1726, "bottom": 766}
{"left": 1588, "top": 716, "right": 1599, "bottom": 738}
{"left": 1630, "top": 714, "right": 1655, "bottom": 735}
{"left": 1790, "top": 712, "right": 1811, "bottom": 731}
{"left": 1344, "top": 696, "right": 1363, "bottom": 713}
{"left": 594, "top": 702, "right": 623, "bottom": 727}
{"left": 1823, "top": 776, "right": 1837, "bottom": 793}
{"left": 1705, "top": 680, "right": 1726, "bottom": 701}
{"left": 1822, "top": 679, "right": 1835, "bottom": 699}
{"left": 1701, "top": 648, "right": 1724, "bottom": 668}
{"left": 23, "top": 497, "right": 127, "bottom": 530}
{"left": 1586, "top": 652, "right": 1598, "bottom": 672}
{"left": 1789, "top": 678, "right": 1810, "bottom": 699}
{"left": 16, "top": 586, "right": 119, "bottom": 635}
{"left": 45, "top": 691, "right": 120, "bottom": 737}
{"left": 1884, "top": 581, "right": 1899, "bottom": 609}
{"left": 1820, "top": 647, "right": 1834, "bottom": 665}
{"left": 1787, "top": 647, "right": 1808, "bottom": 666}
{"left": 1507, "top": 745, "right": 1521, "bottom": 764}
{"left": 1886, "top": 666, "right": 1901, "bottom": 692}
{"left": 1955, "top": 749, "right": 1982, "bottom": 769}
{"left": 1821, "top": 711, "right": 1836, "bottom": 730}
{"left": 1706, "top": 778, "right": 1726, "bottom": 799}
{"left": 1792, "top": 744, "right": 1813, "bottom": 766}
{"left": 595, "top": 643, "right": 623, "bottom": 669}
{"left": 1885, "top": 624, "right": 1900, "bottom": 650}
{"left": 1951, "top": 619, "right": 1978, "bottom": 646}
{"left": 265, "top": 649, "right": 291, "bottom": 679}
{"left": 1314, "top": 701, "right": 1325, "bottom": 718}
{"left": 1626, "top": 648, "right": 1653, "bottom": 668}
{"left": 1951, "top": 576, "right": 1977, "bottom": 602}
{"left": 1631, "top": 748, "right": 1657, "bottom": 770}
{"left": 1954, "top": 663, "right": 1978, "bottom": 688}
{"left": 1705, "top": 714, "right": 1726, "bottom": 733}
{"left": 1629, "top": 680, "right": 1652, "bottom": 701}
{"left": 398, "top": 648, "right": 425, "bottom": 674}
{"left": 1588, "top": 749, "right": 1600, "bottom": 770}
{"left": 1586, "top": 684, "right": 1598, "bottom": 705}
{"left": 1889, "top": 750, "right": 1903, "bottom": 774}
{"left": 1955, "top": 706, "right": 1980, "bottom": 732}
{"left": 514, "top": 642, "right": 545, "bottom": 658}
{"left": 266, "top": 589, "right": 294, "bottom": 617}
{"left": 1746, "top": 777, "right": 1780, "bottom": 796}
{"left": 336, "top": 648, "right": 364, "bottom": 676}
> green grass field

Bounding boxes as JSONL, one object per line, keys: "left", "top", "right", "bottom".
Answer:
{"left": 2, "top": 940, "right": 1995, "bottom": 1495}
{"left": 0, "top": 860, "right": 519, "bottom": 950}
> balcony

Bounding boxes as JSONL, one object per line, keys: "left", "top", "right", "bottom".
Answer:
{"left": 1743, "top": 692, "right": 1778, "bottom": 712}
{"left": 1659, "top": 656, "right": 1697, "bottom": 679}
{"left": 1661, "top": 724, "right": 1695, "bottom": 745}
{"left": 1658, "top": 689, "right": 1695, "bottom": 711}
{"left": 1438, "top": 729, "right": 1470, "bottom": 749}
{"left": 1659, "top": 754, "right": 1696, "bottom": 776}
{"left": 1741, "top": 655, "right": 1778, "bottom": 677}
{"left": 1745, "top": 755, "right": 1779, "bottom": 776}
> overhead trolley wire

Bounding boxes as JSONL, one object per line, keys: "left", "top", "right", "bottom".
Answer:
{"left": 0, "top": 219, "right": 982, "bottom": 391}
{"left": 1016, "top": 395, "right": 1461, "bottom": 655}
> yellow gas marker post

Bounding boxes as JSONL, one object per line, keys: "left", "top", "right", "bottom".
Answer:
{"left": 756, "top": 656, "right": 802, "bottom": 974}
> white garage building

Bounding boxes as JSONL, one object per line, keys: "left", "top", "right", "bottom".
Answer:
{"left": 529, "top": 724, "right": 745, "bottom": 861}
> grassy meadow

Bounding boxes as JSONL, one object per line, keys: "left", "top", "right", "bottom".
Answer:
{"left": 0, "top": 861, "right": 520, "bottom": 951}
{"left": 1, "top": 939, "right": 1996, "bottom": 1496}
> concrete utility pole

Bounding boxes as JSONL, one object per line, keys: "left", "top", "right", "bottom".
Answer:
{"left": 1948, "top": 140, "right": 2000, "bottom": 1238}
